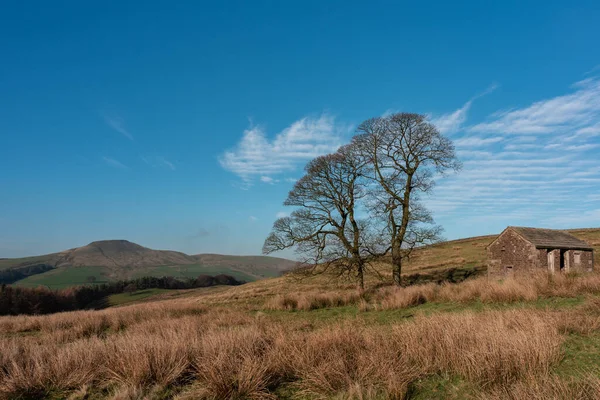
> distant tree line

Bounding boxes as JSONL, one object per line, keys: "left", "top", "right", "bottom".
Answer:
{"left": 0, "top": 274, "right": 243, "bottom": 316}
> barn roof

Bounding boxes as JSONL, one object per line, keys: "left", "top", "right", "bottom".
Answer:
{"left": 510, "top": 226, "right": 593, "bottom": 250}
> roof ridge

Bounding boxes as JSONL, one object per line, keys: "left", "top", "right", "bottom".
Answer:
{"left": 510, "top": 226, "right": 563, "bottom": 231}
{"left": 507, "top": 226, "right": 593, "bottom": 250}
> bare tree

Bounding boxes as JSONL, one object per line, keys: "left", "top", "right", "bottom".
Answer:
{"left": 262, "top": 145, "right": 387, "bottom": 289}
{"left": 353, "top": 113, "right": 460, "bottom": 285}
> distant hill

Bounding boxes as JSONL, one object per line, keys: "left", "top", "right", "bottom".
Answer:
{"left": 60, "top": 240, "right": 197, "bottom": 268}
{"left": 0, "top": 240, "right": 297, "bottom": 289}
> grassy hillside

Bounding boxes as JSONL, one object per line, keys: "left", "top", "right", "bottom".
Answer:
{"left": 2, "top": 229, "right": 600, "bottom": 398}
{"left": 15, "top": 266, "right": 112, "bottom": 288}
{"left": 1, "top": 240, "right": 297, "bottom": 288}
{"left": 0, "top": 254, "right": 61, "bottom": 271}
{"left": 3, "top": 266, "right": 600, "bottom": 398}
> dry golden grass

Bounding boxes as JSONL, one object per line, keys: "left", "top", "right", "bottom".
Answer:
{"left": 370, "top": 271, "right": 600, "bottom": 311}
{"left": 481, "top": 375, "right": 600, "bottom": 400}
{"left": 0, "top": 295, "right": 595, "bottom": 399}
{"left": 4, "top": 263, "right": 600, "bottom": 398}
{"left": 400, "top": 311, "right": 562, "bottom": 386}
{"left": 264, "top": 291, "right": 362, "bottom": 311}
{"left": 258, "top": 270, "right": 600, "bottom": 314}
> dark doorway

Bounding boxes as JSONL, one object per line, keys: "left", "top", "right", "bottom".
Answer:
{"left": 560, "top": 250, "right": 566, "bottom": 271}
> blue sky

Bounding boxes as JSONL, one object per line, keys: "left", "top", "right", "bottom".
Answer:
{"left": 2, "top": 1, "right": 600, "bottom": 258}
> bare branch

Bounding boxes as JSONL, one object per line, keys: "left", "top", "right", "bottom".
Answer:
{"left": 353, "top": 112, "right": 460, "bottom": 285}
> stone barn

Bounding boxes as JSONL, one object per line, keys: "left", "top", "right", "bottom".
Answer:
{"left": 487, "top": 226, "right": 594, "bottom": 277}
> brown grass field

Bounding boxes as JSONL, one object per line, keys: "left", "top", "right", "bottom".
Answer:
{"left": 3, "top": 229, "right": 600, "bottom": 399}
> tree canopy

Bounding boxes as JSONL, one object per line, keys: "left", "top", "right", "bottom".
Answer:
{"left": 264, "top": 113, "right": 460, "bottom": 287}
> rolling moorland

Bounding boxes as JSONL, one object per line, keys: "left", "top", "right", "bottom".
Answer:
{"left": 2, "top": 228, "right": 600, "bottom": 399}
{"left": 0, "top": 240, "right": 297, "bottom": 288}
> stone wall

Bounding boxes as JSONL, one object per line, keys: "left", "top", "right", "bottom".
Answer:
{"left": 554, "top": 249, "right": 594, "bottom": 273}
{"left": 574, "top": 250, "right": 594, "bottom": 272}
{"left": 487, "top": 229, "right": 538, "bottom": 277}
{"left": 538, "top": 248, "right": 548, "bottom": 269}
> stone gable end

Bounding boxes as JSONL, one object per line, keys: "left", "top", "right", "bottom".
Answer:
{"left": 487, "top": 228, "right": 538, "bottom": 277}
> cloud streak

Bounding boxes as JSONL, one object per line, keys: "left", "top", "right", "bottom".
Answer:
{"left": 220, "top": 114, "right": 347, "bottom": 182}
{"left": 102, "top": 156, "right": 128, "bottom": 169}
{"left": 431, "top": 83, "right": 499, "bottom": 135}
{"left": 427, "top": 78, "right": 600, "bottom": 232}
{"left": 469, "top": 78, "right": 600, "bottom": 135}
{"left": 104, "top": 115, "right": 134, "bottom": 141}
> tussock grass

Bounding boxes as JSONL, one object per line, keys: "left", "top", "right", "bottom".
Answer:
{"left": 3, "top": 272, "right": 600, "bottom": 398}
{"left": 371, "top": 271, "right": 600, "bottom": 311}
{"left": 0, "top": 304, "right": 581, "bottom": 399}
{"left": 399, "top": 311, "right": 562, "bottom": 386}
{"left": 264, "top": 291, "right": 362, "bottom": 311}
{"left": 480, "top": 374, "right": 600, "bottom": 400}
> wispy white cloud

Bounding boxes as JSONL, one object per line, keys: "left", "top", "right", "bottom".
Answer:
{"left": 546, "top": 209, "right": 600, "bottom": 227}
{"left": 503, "top": 143, "right": 537, "bottom": 151}
{"left": 142, "top": 156, "right": 176, "bottom": 170}
{"left": 584, "top": 65, "right": 600, "bottom": 76}
{"left": 260, "top": 176, "right": 278, "bottom": 184}
{"left": 104, "top": 115, "right": 134, "bottom": 141}
{"left": 432, "top": 102, "right": 472, "bottom": 135}
{"left": 249, "top": 216, "right": 258, "bottom": 222}
{"left": 220, "top": 114, "right": 347, "bottom": 182}
{"left": 102, "top": 156, "right": 128, "bottom": 169}
{"left": 432, "top": 83, "right": 499, "bottom": 135}
{"left": 426, "top": 78, "right": 600, "bottom": 232}
{"left": 454, "top": 136, "right": 504, "bottom": 147}
{"left": 469, "top": 78, "right": 600, "bottom": 135}
{"left": 276, "top": 211, "right": 289, "bottom": 218}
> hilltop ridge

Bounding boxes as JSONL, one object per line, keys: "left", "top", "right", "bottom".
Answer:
{"left": 0, "top": 240, "right": 297, "bottom": 288}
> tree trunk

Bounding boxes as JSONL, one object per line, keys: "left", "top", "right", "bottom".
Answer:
{"left": 392, "top": 240, "right": 402, "bottom": 286}
{"left": 357, "top": 263, "right": 365, "bottom": 290}
{"left": 392, "top": 257, "right": 402, "bottom": 286}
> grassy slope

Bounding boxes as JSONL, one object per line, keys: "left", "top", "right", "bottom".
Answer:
{"left": 142, "top": 228, "right": 599, "bottom": 398}
{"left": 13, "top": 264, "right": 261, "bottom": 289}
{"left": 3, "top": 231, "right": 600, "bottom": 398}
{"left": 107, "top": 285, "right": 232, "bottom": 307}
{"left": 3, "top": 273, "right": 600, "bottom": 398}
{"left": 0, "top": 254, "right": 60, "bottom": 271}
{"left": 108, "top": 289, "right": 173, "bottom": 306}
{"left": 14, "top": 266, "right": 112, "bottom": 288}
{"left": 177, "top": 274, "right": 600, "bottom": 399}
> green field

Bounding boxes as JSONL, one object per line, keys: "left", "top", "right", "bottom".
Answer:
{"left": 12, "top": 263, "right": 258, "bottom": 289}
{"left": 107, "top": 288, "right": 172, "bottom": 306}
{"left": 14, "top": 266, "right": 110, "bottom": 289}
